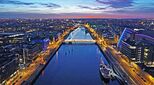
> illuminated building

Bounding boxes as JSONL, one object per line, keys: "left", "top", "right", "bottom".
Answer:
{"left": 118, "top": 28, "right": 154, "bottom": 67}
{"left": 0, "top": 45, "right": 19, "bottom": 83}
{"left": 135, "top": 39, "right": 154, "bottom": 67}
{"left": 0, "top": 33, "right": 25, "bottom": 45}
{"left": 32, "top": 38, "right": 50, "bottom": 52}
{"left": 117, "top": 28, "right": 135, "bottom": 50}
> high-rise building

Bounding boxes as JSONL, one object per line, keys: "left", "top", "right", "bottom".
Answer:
{"left": 118, "top": 28, "right": 154, "bottom": 67}
{"left": 117, "top": 28, "right": 135, "bottom": 50}
{"left": 0, "top": 45, "right": 19, "bottom": 83}
{"left": 136, "top": 40, "right": 154, "bottom": 67}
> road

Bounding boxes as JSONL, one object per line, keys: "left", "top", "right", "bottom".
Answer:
{"left": 103, "top": 46, "right": 136, "bottom": 85}
{"left": 107, "top": 46, "right": 154, "bottom": 85}
{"left": 85, "top": 24, "right": 154, "bottom": 85}
{"left": 4, "top": 24, "right": 154, "bottom": 85}
{"left": 4, "top": 27, "right": 75, "bottom": 85}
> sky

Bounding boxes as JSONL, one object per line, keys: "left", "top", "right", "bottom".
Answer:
{"left": 0, "top": 0, "right": 154, "bottom": 18}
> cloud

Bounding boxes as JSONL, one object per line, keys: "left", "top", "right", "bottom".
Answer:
{"left": 0, "top": 0, "right": 34, "bottom": 5}
{"left": 78, "top": 5, "right": 106, "bottom": 10}
{"left": 115, "top": 7, "right": 154, "bottom": 13}
{"left": 0, "top": 0, "right": 61, "bottom": 9}
{"left": 40, "top": 3, "right": 61, "bottom": 8}
{"left": 96, "top": 0, "right": 134, "bottom": 8}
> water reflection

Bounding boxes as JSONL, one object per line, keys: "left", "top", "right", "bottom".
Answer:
{"left": 66, "top": 27, "right": 93, "bottom": 40}
{"left": 35, "top": 44, "right": 120, "bottom": 85}
{"left": 34, "top": 27, "right": 120, "bottom": 85}
{"left": 56, "top": 51, "right": 59, "bottom": 64}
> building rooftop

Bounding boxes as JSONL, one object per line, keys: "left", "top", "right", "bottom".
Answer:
{"left": 0, "top": 32, "right": 24, "bottom": 38}
{"left": 137, "top": 30, "right": 154, "bottom": 38}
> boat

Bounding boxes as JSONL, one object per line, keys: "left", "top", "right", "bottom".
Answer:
{"left": 99, "top": 58, "right": 114, "bottom": 82}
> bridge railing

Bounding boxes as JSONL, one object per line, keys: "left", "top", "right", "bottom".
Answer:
{"left": 64, "top": 39, "right": 96, "bottom": 43}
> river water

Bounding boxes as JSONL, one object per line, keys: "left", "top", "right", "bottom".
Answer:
{"left": 34, "top": 27, "right": 120, "bottom": 85}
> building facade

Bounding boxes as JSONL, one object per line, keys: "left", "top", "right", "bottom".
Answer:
{"left": 118, "top": 28, "right": 154, "bottom": 67}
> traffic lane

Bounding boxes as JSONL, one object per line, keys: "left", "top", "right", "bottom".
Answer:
{"left": 107, "top": 47, "right": 148, "bottom": 85}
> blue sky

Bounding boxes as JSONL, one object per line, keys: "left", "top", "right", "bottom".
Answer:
{"left": 0, "top": 0, "right": 154, "bottom": 18}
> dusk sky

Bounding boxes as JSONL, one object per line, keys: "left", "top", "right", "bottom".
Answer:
{"left": 0, "top": 0, "right": 154, "bottom": 18}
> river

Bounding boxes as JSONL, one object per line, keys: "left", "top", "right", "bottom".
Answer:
{"left": 34, "top": 27, "right": 120, "bottom": 85}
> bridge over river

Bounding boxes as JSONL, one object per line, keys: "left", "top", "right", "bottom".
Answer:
{"left": 34, "top": 26, "right": 121, "bottom": 85}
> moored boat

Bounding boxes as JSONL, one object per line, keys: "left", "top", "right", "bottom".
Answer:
{"left": 99, "top": 58, "right": 114, "bottom": 82}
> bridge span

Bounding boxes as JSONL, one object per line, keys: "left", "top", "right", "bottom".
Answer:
{"left": 63, "top": 39, "right": 96, "bottom": 43}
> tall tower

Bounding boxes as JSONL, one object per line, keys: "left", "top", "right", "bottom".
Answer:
{"left": 117, "top": 28, "right": 135, "bottom": 50}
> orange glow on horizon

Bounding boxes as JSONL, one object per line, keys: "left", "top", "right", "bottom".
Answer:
{"left": 48, "top": 14, "right": 145, "bottom": 19}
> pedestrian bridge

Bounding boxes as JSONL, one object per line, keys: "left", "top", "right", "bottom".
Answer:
{"left": 63, "top": 39, "right": 96, "bottom": 43}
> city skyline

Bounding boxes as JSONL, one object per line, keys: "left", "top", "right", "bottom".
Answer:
{"left": 0, "top": 0, "right": 154, "bottom": 18}
{"left": 0, "top": 18, "right": 154, "bottom": 85}
{"left": 0, "top": 1, "right": 154, "bottom": 85}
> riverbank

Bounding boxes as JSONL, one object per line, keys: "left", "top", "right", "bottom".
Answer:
{"left": 21, "top": 28, "right": 75, "bottom": 85}
{"left": 22, "top": 42, "right": 62, "bottom": 85}
{"left": 85, "top": 26, "right": 128, "bottom": 84}
{"left": 34, "top": 26, "right": 120, "bottom": 85}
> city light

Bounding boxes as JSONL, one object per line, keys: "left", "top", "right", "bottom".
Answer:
{"left": 0, "top": 1, "right": 154, "bottom": 85}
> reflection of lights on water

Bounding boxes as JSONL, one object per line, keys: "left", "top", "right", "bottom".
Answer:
{"left": 96, "top": 48, "right": 101, "bottom": 54}
{"left": 41, "top": 70, "right": 44, "bottom": 76}
{"left": 56, "top": 51, "right": 59, "bottom": 64}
